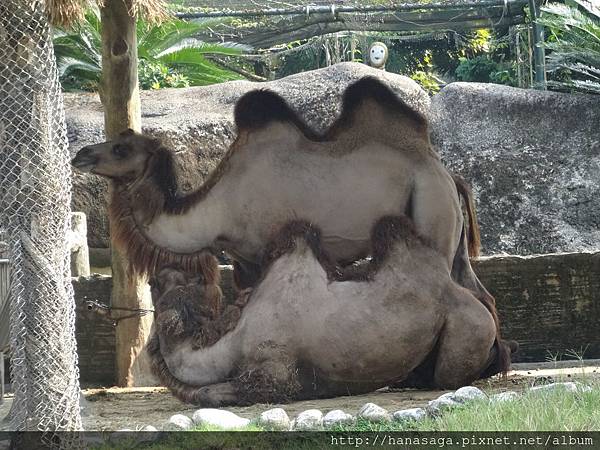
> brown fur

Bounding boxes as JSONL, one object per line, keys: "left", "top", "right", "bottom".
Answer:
{"left": 452, "top": 174, "right": 481, "bottom": 258}
{"left": 150, "top": 266, "right": 249, "bottom": 350}
{"left": 260, "top": 221, "right": 342, "bottom": 281}
{"left": 109, "top": 183, "right": 221, "bottom": 286}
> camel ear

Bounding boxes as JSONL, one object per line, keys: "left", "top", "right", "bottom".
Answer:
{"left": 333, "top": 77, "right": 428, "bottom": 137}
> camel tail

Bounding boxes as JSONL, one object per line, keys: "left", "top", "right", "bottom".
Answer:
{"left": 452, "top": 174, "right": 481, "bottom": 258}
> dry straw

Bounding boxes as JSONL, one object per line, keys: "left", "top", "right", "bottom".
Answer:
{"left": 44, "top": 0, "right": 168, "bottom": 28}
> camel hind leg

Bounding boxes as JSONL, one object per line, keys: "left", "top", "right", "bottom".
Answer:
{"left": 433, "top": 288, "right": 497, "bottom": 389}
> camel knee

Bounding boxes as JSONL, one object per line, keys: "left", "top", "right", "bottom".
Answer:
{"left": 191, "top": 382, "right": 241, "bottom": 407}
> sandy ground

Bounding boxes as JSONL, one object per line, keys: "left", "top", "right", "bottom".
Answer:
{"left": 0, "top": 360, "right": 598, "bottom": 431}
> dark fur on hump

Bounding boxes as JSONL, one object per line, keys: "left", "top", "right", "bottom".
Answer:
{"left": 259, "top": 220, "right": 342, "bottom": 281}
{"left": 339, "top": 215, "right": 436, "bottom": 282}
{"left": 234, "top": 76, "right": 427, "bottom": 140}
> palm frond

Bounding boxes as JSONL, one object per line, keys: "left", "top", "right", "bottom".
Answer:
{"left": 540, "top": 2, "right": 600, "bottom": 94}
{"left": 155, "top": 39, "right": 249, "bottom": 58}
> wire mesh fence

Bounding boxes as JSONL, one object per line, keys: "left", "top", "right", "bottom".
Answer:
{"left": 0, "top": 0, "right": 82, "bottom": 440}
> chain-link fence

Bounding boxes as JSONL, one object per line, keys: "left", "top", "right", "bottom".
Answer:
{"left": 0, "top": 0, "right": 82, "bottom": 438}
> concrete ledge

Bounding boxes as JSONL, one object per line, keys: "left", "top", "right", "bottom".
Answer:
{"left": 473, "top": 251, "right": 600, "bottom": 362}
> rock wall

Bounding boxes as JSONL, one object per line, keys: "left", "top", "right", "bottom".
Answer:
{"left": 75, "top": 254, "right": 600, "bottom": 384}
{"left": 431, "top": 83, "right": 600, "bottom": 255}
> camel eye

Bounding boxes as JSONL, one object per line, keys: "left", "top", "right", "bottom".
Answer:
{"left": 112, "top": 144, "right": 129, "bottom": 158}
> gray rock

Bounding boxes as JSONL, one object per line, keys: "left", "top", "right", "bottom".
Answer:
{"left": 293, "top": 409, "right": 323, "bottom": 430}
{"left": 323, "top": 410, "right": 355, "bottom": 428}
{"left": 258, "top": 408, "right": 290, "bottom": 430}
{"left": 65, "top": 62, "right": 428, "bottom": 248}
{"left": 453, "top": 386, "right": 486, "bottom": 402}
{"left": 530, "top": 382, "right": 590, "bottom": 393}
{"left": 192, "top": 408, "right": 250, "bottom": 430}
{"left": 358, "top": 403, "right": 390, "bottom": 423}
{"left": 490, "top": 391, "right": 519, "bottom": 402}
{"left": 168, "top": 414, "right": 194, "bottom": 430}
{"left": 392, "top": 408, "right": 426, "bottom": 422}
{"left": 431, "top": 82, "right": 600, "bottom": 255}
{"left": 427, "top": 393, "right": 461, "bottom": 416}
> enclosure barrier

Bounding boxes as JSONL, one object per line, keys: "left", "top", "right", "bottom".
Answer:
{"left": 0, "top": 0, "right": 82, "bottom": 441}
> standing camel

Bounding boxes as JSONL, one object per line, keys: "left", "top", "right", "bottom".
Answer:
{"left": 71, "top": 76, "right": 491, "bottom": 306}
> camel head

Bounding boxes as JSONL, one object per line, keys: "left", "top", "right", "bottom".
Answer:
{"left": 72, "top": 129, "right": 161, "bottom": 181}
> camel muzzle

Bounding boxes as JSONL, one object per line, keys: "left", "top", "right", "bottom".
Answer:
{"left": 71, "top": 146, "right": 99, "bottom": 172}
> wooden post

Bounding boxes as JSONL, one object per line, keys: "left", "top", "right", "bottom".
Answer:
{"left": 70, "top": 212, "right": 90, "bottom": 277}
{"left": 528, "top": 0, "right": 546, "bottom": 89}
{"left": 99, "top": 0, "right": 155, "bottom": 387}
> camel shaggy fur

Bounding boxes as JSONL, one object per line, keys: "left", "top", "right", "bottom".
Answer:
{"left": 147, "top": 216, "right": 510, "bottom": 406}
{"left": 71, "top": 77, "right": 490, "bottom": 305}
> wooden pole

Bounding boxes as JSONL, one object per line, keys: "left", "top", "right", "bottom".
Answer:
{"left": 99, "top": 0, "right": 155, "bottom": 387}
{"left": 528, "top": 0, "right": 546, "bottom": 89}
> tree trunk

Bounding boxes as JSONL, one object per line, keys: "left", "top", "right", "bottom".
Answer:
{"left": 99, "top": 0, "right": 155, "bottom": 387}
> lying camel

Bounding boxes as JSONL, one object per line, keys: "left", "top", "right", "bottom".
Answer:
{"left": 147, "top": 216, "right": 509, "bottom": 406}
{"left": 71, "top": 76, "right": 490, "bottom": 308}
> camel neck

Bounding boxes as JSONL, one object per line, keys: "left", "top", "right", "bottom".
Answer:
{"left": 135, "top": 186, "right": 229, "bottom": 254}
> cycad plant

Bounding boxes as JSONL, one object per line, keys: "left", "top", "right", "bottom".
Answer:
{"left": 53, "top": 10, "right": 247, "bottom": 91}
{"left": 539, "top": 1, "right": 600, "bottom": 94}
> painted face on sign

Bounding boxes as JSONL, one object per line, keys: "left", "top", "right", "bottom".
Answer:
{"left": 369, "top": 42, "right": 388, "bottom": 69}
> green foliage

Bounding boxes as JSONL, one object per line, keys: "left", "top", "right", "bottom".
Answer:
{"left": 410, "top": 71, "right": 441, "bottom": 94}
{"left": 455, "top": 55, "right": 517, "bottom": 86}
{"left": 539, "top": 2, "right": 600, "bottom": 94}
{"left": 54, "top": 11, "right": 245, "bottom": 91}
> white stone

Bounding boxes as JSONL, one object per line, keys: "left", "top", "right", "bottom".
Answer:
{"left": 258, "top": 408, "right": 290, "bottom": 430}
{"left": 530, "top": 382, "right": 578, "bottom": 393}
{"left": 323, "top": 410, "right": 355, "bottom": 428}
{"left": 168, "top": 414, "right": 194, "bottom": 430}
{"left": 141, "top": 425, "right": 158, "bottom": 432}
{"left": 358, "top": 403, "right": 390, "bottom": 422}
{"left": 392, "top": 408, "right": 426, "bottom": 422}
{"left": 530, "top": 382, "right": 591, "bottom": 393}
{"left": 427, "top": 394, "right": 461, "bottom": 416}
{"left": 293, "top": 409, "right": 323, "bottom": 430}
{"left": 490, "top": 391, "right": 519, "bottom": 402}
{"left": 453, "top": 386, "right": 486, "bottom": 402}
{"left": 192, "top": 409, "right": 250, "bottom": 430}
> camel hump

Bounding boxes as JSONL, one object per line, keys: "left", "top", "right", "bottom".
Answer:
{"left": 371, "top": 215, "right": 434, "bottom": 262}
{"left": 234, "top": 89, "right": 313, "bottom": 136}
{"left": 332, "top": 77, "right": 428, "bottom": 139}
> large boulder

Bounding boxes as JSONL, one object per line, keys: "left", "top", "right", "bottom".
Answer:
{"left": 66, "top": 62, "right": 428, "bottom": 249}
{"left": 431, "top": 83, "right": 600, "bottom": 255}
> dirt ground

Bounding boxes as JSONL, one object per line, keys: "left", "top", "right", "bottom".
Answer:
{"left": 0, "top": 360, "right": 598, "bottom": 431}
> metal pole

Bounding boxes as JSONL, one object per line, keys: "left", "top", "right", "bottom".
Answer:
{"left": 528, "top": 0, "right": 546, "bottom": 89}
{"left": 176, "top": 0, "right": 528, "bottom": 18}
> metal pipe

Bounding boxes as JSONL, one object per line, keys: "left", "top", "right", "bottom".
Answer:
{"left": 528, "top": 0, "right": 546, "bottom": 89}
{"left": 176, "top": 0, "right": 528, "bottom": 19}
